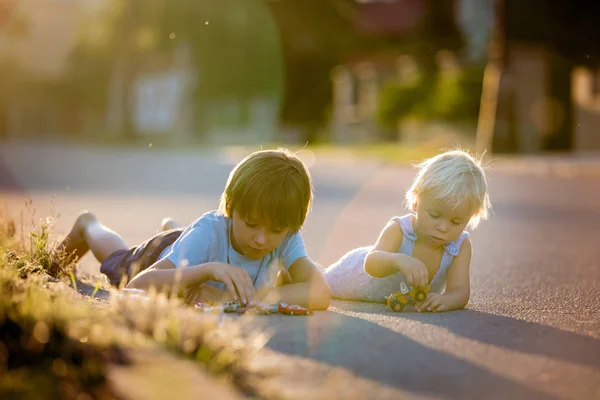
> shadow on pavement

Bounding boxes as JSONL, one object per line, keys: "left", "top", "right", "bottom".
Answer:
{"left": 399, "top": 309, "right": 600, "bottom": 370}
{"left": 265, "top": 311, "right": 560, "bottom": 400}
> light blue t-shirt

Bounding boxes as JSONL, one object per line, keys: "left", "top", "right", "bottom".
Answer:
{"left": 157, "top": 211, "right": 308, "bottom": 289}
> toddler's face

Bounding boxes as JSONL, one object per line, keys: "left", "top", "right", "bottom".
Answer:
{"left": 414, "top": 195, "right": 473, "bottom": 247}
{"left": 230, "top": 210, "right": 290, "bottom": 260}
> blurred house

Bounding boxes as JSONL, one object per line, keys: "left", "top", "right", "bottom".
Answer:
{"left": 331, "top": 0, "right": 600, "bottom": 153}
{"left": 0, "top": 0, "right": 196, "bottom": 140}
{"left": 352, "top": 0, "right": 425, "bottom": 37}
{"left": 490, "top": 0, "right": 600, "bottom": 153}
{"left": 330, "top": 0, "right": 493, "bottom": 143}
{"left": 0, "top": 0, "right": 279, "bottom": 144}
{"left": 566, "top": 67, "right": 600, "bottom": 152}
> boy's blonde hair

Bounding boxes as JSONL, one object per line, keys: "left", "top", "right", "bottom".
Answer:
{"left": 218, "top": 148, "right": 313, "bottom": 232}
{"left": 405, "top": 149, "right": 491, "bottom": 229}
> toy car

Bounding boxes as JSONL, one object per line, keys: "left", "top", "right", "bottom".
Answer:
{"left": 221, "top": 301, "right": 243, "bottom": 313}
{"left": 194, "top": 302, "right": 228, "bottom": 314}
{"left": 385, "top": 282, "right": 430, "bottom": 313}
{"left": 234, "top": 303, "right": 273, "bottom": 315}
{"left": 194, "top": 301, "right": 313, "bottom": 316}
{"left": 277, "top": 302, "right": 314, "bottom": 316}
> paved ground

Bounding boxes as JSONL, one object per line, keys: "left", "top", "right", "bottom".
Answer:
{"left": 1, "top": 141, "right": 599, "bottom": 400}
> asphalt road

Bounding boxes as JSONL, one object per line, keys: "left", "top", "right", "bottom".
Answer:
{"left": 1, "top": 141, "right": 599, "bottom": 400}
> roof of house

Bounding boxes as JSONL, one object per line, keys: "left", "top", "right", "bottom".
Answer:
{"left": 354, "top": 0, "right": 425, "bottom": 36}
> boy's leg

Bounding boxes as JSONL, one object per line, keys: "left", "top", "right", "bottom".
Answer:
{"left": 160, "top": 217, "right": 183, "bottom": 231}
{"left": 58, "top": 211, "right": 129, "bottom": 264}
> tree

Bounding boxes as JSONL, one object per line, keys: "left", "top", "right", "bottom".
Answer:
{"left": 63, "top": 0, "right": 283, "bottom": 137}
{"left": 267, "top": 0, "right": 358, "bottom": 141}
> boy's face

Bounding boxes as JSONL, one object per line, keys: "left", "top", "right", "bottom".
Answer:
{"left": 414, "top": 195, "right": 473, "bottom": 247}
{"left": 230, "top": 210, "right": 290, "bottom": 260}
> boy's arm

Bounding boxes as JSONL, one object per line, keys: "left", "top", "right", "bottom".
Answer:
{"left": 257, "top": 257, "right": 331, "bottom": 310}
{"left": 127, "top": 258, "right": 256, "bottom": 303}
{"left": 126, "top": 258, "right": 212, "bottom": 294}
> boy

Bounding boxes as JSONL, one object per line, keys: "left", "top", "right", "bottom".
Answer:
{"left": 59, "top": 148, "right": 331, "bottom": 310}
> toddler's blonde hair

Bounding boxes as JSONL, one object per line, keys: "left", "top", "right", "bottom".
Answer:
{"left": 405, "top": 149, "right": 491, "bottom": 229}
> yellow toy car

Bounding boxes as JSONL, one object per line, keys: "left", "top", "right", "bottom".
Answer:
{"left": 385, "top": 282, "right": 430, "bottom": 312}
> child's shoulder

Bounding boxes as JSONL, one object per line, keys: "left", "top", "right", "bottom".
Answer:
{"left": 444, "top": 231, "right": 470, "bottom": 256}
{"left": 385, "top": 214, "right": 414, "bottom": 234}
{"left": 187, "top": 210, "right": 228, "bottom": 232}
{"left": 388, "top": 214, "right": 413, "bottom": 224}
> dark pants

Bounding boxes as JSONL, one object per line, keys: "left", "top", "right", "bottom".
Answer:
{"left": 100, "top": 228, "right": 184, "bottom": 286}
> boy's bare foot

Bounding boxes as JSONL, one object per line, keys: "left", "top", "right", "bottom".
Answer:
{"left": 160, "top": 217, "right": 182, "bottom": 231}
{"left": 56, "top": 211, "right": 96, "bottom": 262}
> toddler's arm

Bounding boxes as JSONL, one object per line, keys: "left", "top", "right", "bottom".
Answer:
{"left": 440, "top": 238, "right": 472, "bottom": 310}
{"left": 418, "top": 238, "right": 472, "bottom": 312}
{"left": 364, "top": 220, "right": 428, "bottom": 287}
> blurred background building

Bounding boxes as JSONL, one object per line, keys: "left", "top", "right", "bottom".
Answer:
{"left": 1, "top": 0, "right": 599, "bottom": 153}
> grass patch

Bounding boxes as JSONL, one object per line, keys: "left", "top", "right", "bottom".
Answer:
{"left": 301, "top": 142, "right": 444, "bottom": 164}
{"left": 0, "top": 265, "right": 130, "bottom": 399}
{"left": 7, "top": 126, "right": 475, "bottom": 166}
{"left": 217, "top": 132, "right": 475, "bottom": 167}
{"left": 3, "top": 199, "right": 77, "bottom": 281}
{"left": 0, "top": 209, "right": 272, "bottom": 399}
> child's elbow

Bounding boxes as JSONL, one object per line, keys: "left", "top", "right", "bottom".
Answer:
{"left": 316, "top": 285, "right": 331, "bottom": 310}
{"left": 454, "top": 290, "right": 470, "bottom": 310}
{"left": 363, "top": 251, "right": 385, "bottom": 278}
{"left": 310, "top": 280, "right": 331, "bottom": 310}
{"left": 363, "top": 251, "right": 375, "bottom": 276}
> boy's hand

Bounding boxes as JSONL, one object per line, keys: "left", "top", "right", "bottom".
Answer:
{"left": 396, "top": 255, "right": 429, "bottom": 287}
{"left": 416, "top": 293, "right": 448, "bottom": 312}
{"left": 207, "top": 263, "right": 255, "bottom": 305}
{"left": 184, "top": 284, "right": 233, "bottom": 305}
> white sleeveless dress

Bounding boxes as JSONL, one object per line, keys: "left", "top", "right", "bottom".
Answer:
{"left": 324, "top": 214, "right": 469, "bottom": 303}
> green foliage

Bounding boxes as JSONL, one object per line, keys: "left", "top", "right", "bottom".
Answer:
{"left": 63, "top": 0, "right": 283, "bottom": 113}
{"left": 0, "top": 265, "right": 128, "bottom": 399}
{"left": 376, "top": 63, "right": 485, "bottom": 130}
{"left": 0, "top": 207, "right": 16, "bottom": 250}
{"left": 376, "top": 76, "right": 433, "bottom": 130}
{"left": 427, "top": 64, "right": 485, "bottom": 122}
{"left": 6, "top": 201, "right": 77, "bottom": 280}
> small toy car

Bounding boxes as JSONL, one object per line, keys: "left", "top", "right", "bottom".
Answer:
{"left": 234, "top": 303, "right": 273, "bottom": 315}
{"left": 277, "top": 302, "right": 314, "bottom": 316}
{"left": 194, "top": 301, "right": 314, "bottom": 316}
{"left": 221, "top": 301, "right": 243, "bottom": 313}
{"left": 194, "top": 302, "right": 228, "bottom": 314}
{"left": 194, "top": 302, "right": 210, "bottom": 311}
{"left": 385, "top": 282, "right": 430, "bottom": 313}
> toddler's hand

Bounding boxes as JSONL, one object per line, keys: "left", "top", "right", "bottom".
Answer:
{"left": 397, "top": 256, "right": 429, "bottom": 287}
{"left": 416, "top": 293, "right": 448, "bottom": 312}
